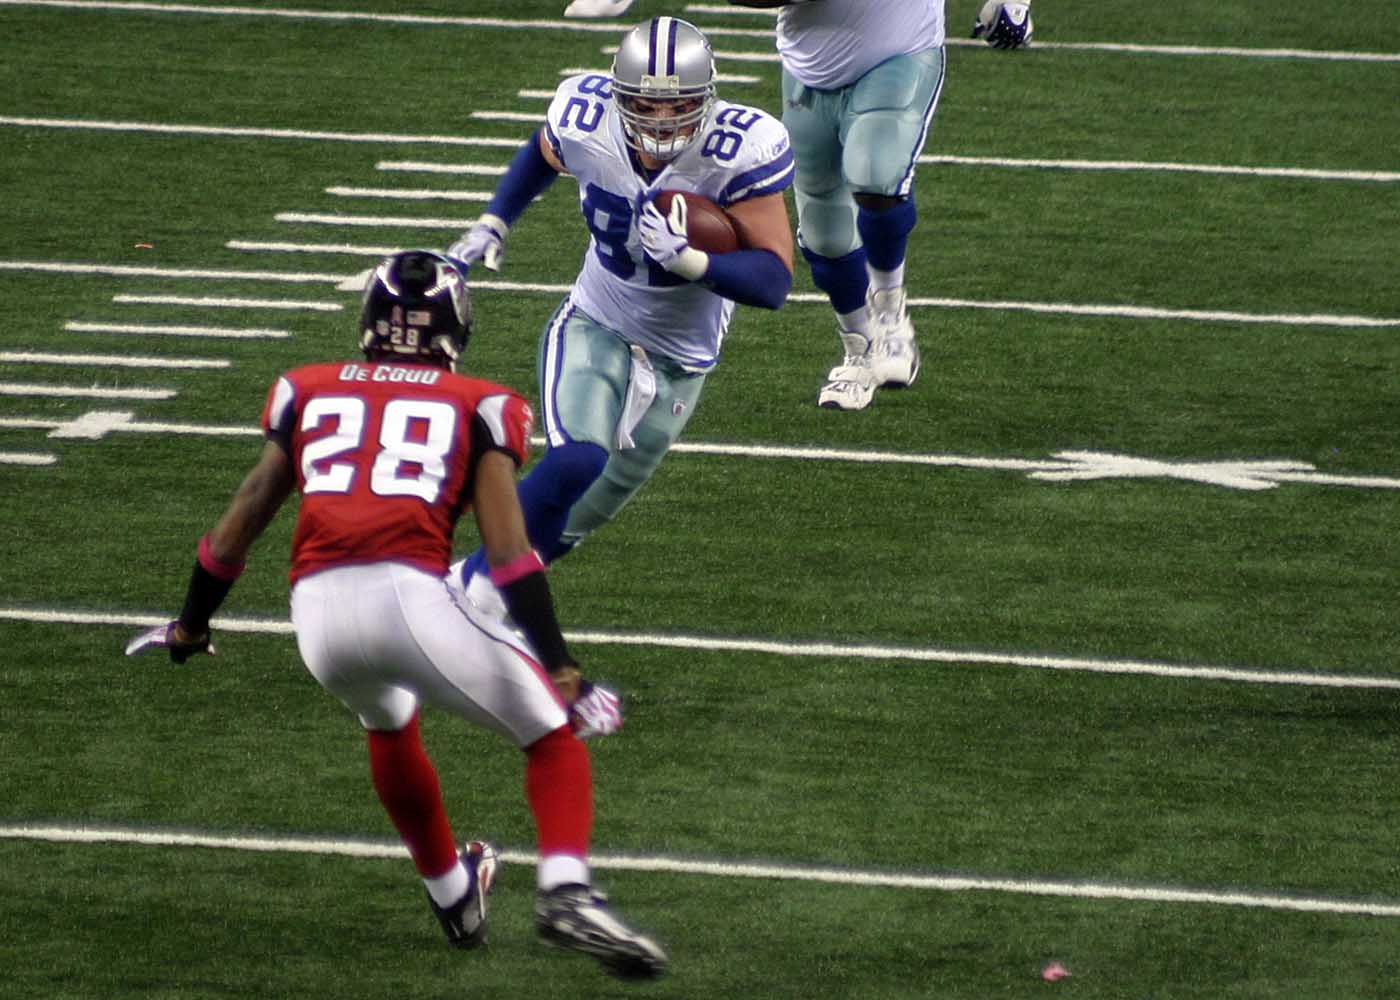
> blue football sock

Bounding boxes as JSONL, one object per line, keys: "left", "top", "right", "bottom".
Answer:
{"left": 801, "top": 243, "right": 869, "bottom": 315}
{"left": 461, "top": 441, "right": 610, "bottom": 581}
{"left": 856, "top": 197, "right": 917, "bottom": 274}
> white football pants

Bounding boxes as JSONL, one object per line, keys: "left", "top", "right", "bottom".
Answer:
{"left": 289, "top": 562, "right": 568, "bottom": 745}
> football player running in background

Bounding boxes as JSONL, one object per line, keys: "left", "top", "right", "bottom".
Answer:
{"left": 447, "top": 17, "right": 794, "bottom": 595}
{"left": 562, "top": 0, "right": 634, "bottom": 17}
{"left": 973, "top": 1, "right": 1035, "bottom": 50}
{"left": 729, "top": 0, "right": 954, "bottom": 411}
{"left": 125, "top": 251, "right": 667, "bottom": 980}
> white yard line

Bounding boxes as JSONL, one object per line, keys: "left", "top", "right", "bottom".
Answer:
{"left": 112, "top": 293, "right": 341, "bottom": 311}
{"left": 0, "top": 451, "right": 57, "bottom": 466}
{"left": 376, "top": 161, "right": 506, "bottom": 176}
{"left": 2, "top": 116, "right": 1395, "bottom": 185}
{"left": 0, "top": 115, "right": 525, "bottom": 147}
{"left": 924, "top": 154, "right": 1400, "bottom": 184}
{"left": 2, "top": 822, "right": 1397, "bottom": 917}
{"left": 3, "top": 606, "right": 1398, "bottom": 691}
{"left": 66, "top": 321, "right": 290, "bottom": 339}
{"left": 275, "top": 211, "right": 474, "bottom": 229}
{"left": 0, "top": 260, "right": 345, "bottom": 283}
{"left": 5, "top": 260, "right": 1392, "bottom": 329}
{"left": 8, "top": 0, "right": 1400, "bottom": 62}
{"left": 324, "top": 186, "right": 492, "bottom": 202}
{"left": 4, "top": 410, "right": 1399, "bottom": 491}
{"left": 226, "top": 240, "right": 403, "bottom": 257}
{"left": 0, "top": 351, "right": 227, "bottom": 369}
{"left": 0, "top": 382, "right": 175, "bottom": 400}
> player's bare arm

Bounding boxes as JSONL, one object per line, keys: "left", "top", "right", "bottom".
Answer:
{"left": 470, "top": 447, "right": 584, "bottom": 702}
{"left": 205, "top": 440, "right": 297, "bottom": 567}
{"left": 537, "top": 129, "right": 567, "bottom": 174}
{"left": 170, "top": 441, "right": 295, "bottom": 646}
{"left": 471, "top": 448, "right": 537, "bottom": 570}
{"left": 728, "top": 191, "right": 795, "bottom": 274}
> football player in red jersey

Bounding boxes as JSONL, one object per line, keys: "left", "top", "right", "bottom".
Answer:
{"left": 127, "top": 251, "right": 667, "bottom": 979}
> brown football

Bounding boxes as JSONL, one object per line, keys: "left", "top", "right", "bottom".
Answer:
{"left": 654, "top": 190, "right": 741, "bottom": 254}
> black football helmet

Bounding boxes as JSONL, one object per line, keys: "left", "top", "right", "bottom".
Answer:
{"left": 360, "top": 250, "right": 472, "bottom": 367}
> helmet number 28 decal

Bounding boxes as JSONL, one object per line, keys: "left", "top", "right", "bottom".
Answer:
{"left": 300, "top": 395, "right": 458, "bottom": 503}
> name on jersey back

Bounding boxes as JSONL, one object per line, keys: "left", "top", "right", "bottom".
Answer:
{"left": 338, "top": 363, "right": 444, "bottom": 385}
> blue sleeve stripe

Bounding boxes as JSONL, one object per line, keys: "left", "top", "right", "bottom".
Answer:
{"left": 721, "top": 148, "right": 795, "bottom": 203}
{"left": 543, "top": 121, "right": 564, "bottom": 163}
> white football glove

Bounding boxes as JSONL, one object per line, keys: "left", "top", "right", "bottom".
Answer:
{"left": 973, "top": 2, "right": 1033, "bottom": 49}
{"left": 448, "top": 212, "right": 509, "bottom": 272}
{"left": 570, "top": 680, "right": 623, "bottom": 740}
{"left": 124, "top": 619, "right": 216, "bottom": 664}
{"left": 637, "top": 195, "right": 708, "bottom": 281}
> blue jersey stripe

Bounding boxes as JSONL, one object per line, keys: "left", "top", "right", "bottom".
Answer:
{"left": 720, "top": 147, "right": 796, "bottom": 203}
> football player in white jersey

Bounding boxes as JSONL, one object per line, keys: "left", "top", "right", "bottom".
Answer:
{"left": 448, "top": 17, "right": 794, "bottom": 590}
{"left": 563, "top": 0, "right": 634, "bottom": 17}
{"left": 731, "top": 0, "right": 949, "bottom": 411}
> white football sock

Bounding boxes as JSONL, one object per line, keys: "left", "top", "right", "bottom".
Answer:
{"left": 837, "top": 304, "right": 872, "bottom": 337}
{"left": 867, "top": 264, "right": 905, "bottom": 294}
{"left": 538, "top": 853, "right": 590, "bottom": 891}
{"left": 424, "top": 860, "right": 468, "bottom": 907}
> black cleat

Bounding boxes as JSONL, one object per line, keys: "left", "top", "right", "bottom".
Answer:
{"left": 429, "top": 840, "right": 499, "bottom": 949}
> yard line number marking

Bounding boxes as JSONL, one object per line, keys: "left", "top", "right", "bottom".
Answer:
{"left": 3, "top": 409, "right": 1398, "bottom": 491}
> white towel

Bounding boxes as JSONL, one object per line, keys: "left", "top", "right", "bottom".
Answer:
{"left": 616, "top": 344, "right": 657, "bottom": 450}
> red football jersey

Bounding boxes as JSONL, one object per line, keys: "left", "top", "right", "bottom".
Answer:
{"left": 261, "top": 360, "right": 533, "bottom": 584}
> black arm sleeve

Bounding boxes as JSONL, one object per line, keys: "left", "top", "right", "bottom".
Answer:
{"left": 177, "top": 562, "right": 236, "bottom": 635}
{"left": 497, "top": 570, "right": 576, "bottom": 673}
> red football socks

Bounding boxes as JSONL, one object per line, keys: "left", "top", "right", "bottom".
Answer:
{"left": 367, "top": 713, "right": 459, "bottom": 878}
{"left": 525, "top": 725, "right": 594, "bottom": 858}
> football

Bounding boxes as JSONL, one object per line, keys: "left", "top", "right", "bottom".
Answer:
{"left": 654, "top": 190, "right": 740, "bottom": 254}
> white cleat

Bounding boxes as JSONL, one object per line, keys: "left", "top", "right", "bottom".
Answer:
{"left": 563, "top": 0, "right": 635, "bottom": 17}
{"left": 868, "top": 287, "right": 921, "bottom": 388}
{"left": 536, "top": 883, "right": 669, "bottom": 979}
{"left": 818, "top": 332, "right": 878, "bottom": 411}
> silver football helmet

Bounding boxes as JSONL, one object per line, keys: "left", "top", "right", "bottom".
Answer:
{"left": 611, "top": 17, "right": 716, "bottom": 161}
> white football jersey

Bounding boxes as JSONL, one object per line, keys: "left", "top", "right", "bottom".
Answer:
{"left": 777, "top": 0, "right": 945, "bottom": 90}
{"left": 544, "top": 73, "right": 794, "bottom": 370}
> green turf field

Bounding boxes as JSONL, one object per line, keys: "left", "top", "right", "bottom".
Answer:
{"left": 2, "top": 1, "right": 1399, "bottom": 996}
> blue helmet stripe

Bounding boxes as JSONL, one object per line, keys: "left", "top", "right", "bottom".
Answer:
{"left": 649, "top": 16, "right": 678, "bottom": 77}
{"left": 647, "top": 17, "right": 661, "bottom": 76}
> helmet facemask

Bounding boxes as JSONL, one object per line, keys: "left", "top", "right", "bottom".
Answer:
{"left": 612, "top": 17, "right": 716, "bottom": 162}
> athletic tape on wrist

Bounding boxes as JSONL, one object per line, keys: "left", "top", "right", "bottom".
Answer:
{"left": 489, "top": 550, "right": 546, "bottom": 587}
{"left": 198, "top": 534, "right": 246, "bottom": 582}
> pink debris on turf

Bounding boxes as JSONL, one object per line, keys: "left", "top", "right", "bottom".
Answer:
{"left": 1041, "top": 961, "right": 1071, "bottom": 982}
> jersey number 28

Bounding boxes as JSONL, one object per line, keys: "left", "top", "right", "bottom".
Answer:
{"left": 299, "top": 396, "right": 458, "bottom": 503}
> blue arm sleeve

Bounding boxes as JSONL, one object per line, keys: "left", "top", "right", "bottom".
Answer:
{"left": 700, "top": 249, "right": 792, "bottom": 310}
{"left": 487, "top": 130, "right": 561, "bottom": 225}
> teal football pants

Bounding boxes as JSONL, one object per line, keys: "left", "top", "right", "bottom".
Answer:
{"left": 537, "top": 301, "right": 709, "bottom": 551}
{"left": 781, "top": 47, "right": 946, "bottom": 259}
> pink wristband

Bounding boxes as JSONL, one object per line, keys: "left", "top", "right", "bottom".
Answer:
{"left": 198, "top": 534, "right": 246, "bottom": 582}
{"left": 488, "top": 550, "right": 545, "bottom": 587}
